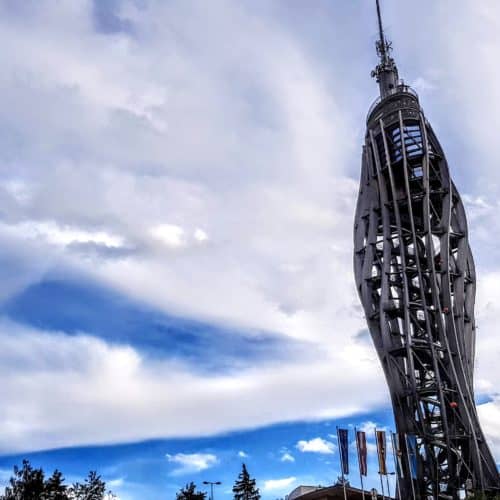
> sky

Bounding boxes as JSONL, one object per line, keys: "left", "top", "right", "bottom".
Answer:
{"left": 0, "top": 0, "right": 499, "bottom": 498}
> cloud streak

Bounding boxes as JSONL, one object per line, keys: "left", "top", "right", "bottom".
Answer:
{"left": 296, "top": 438, "right": 336, "bottom": 455}
{"left": 280, "top": 452, "right": 295, "bottom": 463}
{"left": 263, "top": 477, "right": 296, "bottom": 491}
{"left": 0, "top": 318, "right": 387, "bottom": 453}
{"left": 166, "top": 453, "right": 218, "bottom": 475}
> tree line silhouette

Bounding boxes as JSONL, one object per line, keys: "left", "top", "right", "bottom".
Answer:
{"left": 0, "top": 460, "right": 116, "bottom": 499}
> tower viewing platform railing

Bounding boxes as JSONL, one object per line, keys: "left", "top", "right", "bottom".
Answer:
{"left": 367, "top": 82, "right": 418, "bottom": 121}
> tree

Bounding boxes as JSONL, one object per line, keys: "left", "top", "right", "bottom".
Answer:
{"left": 45, "top": 470, "right": 68, "bottom": 500}
{"left": 0, "top": 459, "right": 46, "bottom": 500}
{"left": 176, "top": 482, "right": 207, "bottom": 500}
{"left": 69, "top": 471, "right": 114, "bottom": 500}
{"left": 0, "top": 462, "right": 116, "bottom": 500}
{"left": 232, "top": 463, "right": 260, "bottom": 500}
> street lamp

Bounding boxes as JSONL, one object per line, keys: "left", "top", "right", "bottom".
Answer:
{"left": 203, "top": 481, "right": 221, "bottom": 500}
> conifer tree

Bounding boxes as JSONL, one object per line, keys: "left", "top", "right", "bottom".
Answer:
{"left": 0, "top": 461, "right": 116, "bottom": 500}
{"left": 232, "top": 464, "right": 260, "bottom": 500}
{"left": 69, "top": 471, "right": 107, "bottom": 500}
{"left": 1, "top": 459, "right": 45, "bottom": 500}
{"left": 44, "top": 470, "right": 68, "bottom": 500}
{"left": 176, "top": 482, "right": 207, "bottom": 500}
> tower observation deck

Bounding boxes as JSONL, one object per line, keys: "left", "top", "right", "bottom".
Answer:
{"left": 353, "top": 2, "right": 500, "bottom": 498}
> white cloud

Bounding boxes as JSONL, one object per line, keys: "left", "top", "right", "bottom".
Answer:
{"left": 1, "top": 220, "right": 124, "bottom": 248}
{"left": 471, "top": 272, "right": 500, "bottom": 462}
{"left": 0, "top": 319, "right": 386, "bottom": 453}
{"left": 0, "top": 468, "right": 12, "bottom": 491}
{"left": 410, "top": 76, "right": 436, "bottom": 93}
{"left": 107, "top": 478, "right": 125, "bottom": 488}
{"left": 238, "top": 451, "right": 248, "bottom": 458}
{"left": 0, "top": 0, "right": 498, "bottom": 461}
{"left": 0, "top": 10, "right": 362, "bottom": 455}
{"left": 280, "top": 452, "right": 295, "bottom": 462}
{"left": 166, "top": 453, "right": 218, "bottom": 475}
{"left": 477, "top": 398, "right": 500, "bottom": 461}
{"left": 263, "top": 477, "right": 296, "bottom": 491}
{"left": 0, "top": 0, "right": 359, "bottom": 347}
{"left": 150, "top": 224, "right": 185, "bottom": 248}
{"left": 194, "top": 228, "right": 208, "bottom": 243}
{"left": 357, "top": 421, "right": 388, "bottom": 436}
{"left": 2, "top": 179, "right": 32, "bottom": 204}
{"left": 296, "top": 438, "right": 335, "bottom": 455}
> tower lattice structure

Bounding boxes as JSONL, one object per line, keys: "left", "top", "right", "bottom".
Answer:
{"left": 353, "top": 2, "right": 500, "bottom": 498}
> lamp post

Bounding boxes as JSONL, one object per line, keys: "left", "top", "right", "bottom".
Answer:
{"left": 203, "top": 481, "right": 221, "bottom": 500}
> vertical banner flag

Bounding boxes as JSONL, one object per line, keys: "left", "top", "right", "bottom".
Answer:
{"left": 392, "top": 432, "right": 404, "bottom": 479}
{"left": 356, "top": 431, "right": 368, "bottom": 476}
{"left": 406, "top": 434, "right": 418, "bottom": 479}
{"left": 376, "top": 430, "right": 388, "bottom": 475}
{"left": 338, "top": 428, "right": 350, "bottom": 475}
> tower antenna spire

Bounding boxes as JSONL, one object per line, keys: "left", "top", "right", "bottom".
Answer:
{"left": 372, "top": 0, "right": 399, "bottom": 98}
{"left": 375, "top": 0, "right": 386, "bottom": 59}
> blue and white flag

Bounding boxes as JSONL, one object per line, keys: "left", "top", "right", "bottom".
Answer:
{"left": 337, "top": 428, "right": 349, "bottom": 475}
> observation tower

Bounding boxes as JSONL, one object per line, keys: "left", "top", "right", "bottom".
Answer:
{"left": 353, "top": 1, "right": 500, "bottom": 498}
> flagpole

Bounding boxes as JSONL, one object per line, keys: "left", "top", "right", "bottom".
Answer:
{"left": 405, "top": 434, "right": 417, "bottom": 500}
{"left": 390, "top": 433, "right": 401, "bottom": 499}
{"left": 375, "top": 428, "right": 386, "bottom": 500}
{"left": 355, "top": 427, "right": 366, "bottom": 500}
{"left": 385, "top": 473, "right": 391, "bottom": 498}
{"left": 336, "top": 427, "right": 348, "bottom": 500}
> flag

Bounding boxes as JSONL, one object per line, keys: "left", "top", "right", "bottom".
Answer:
{"left": 376, "top": 430, "right": 388, "bottom": 475}
{"left": 337, "top": 428, "right": 349, "bottom": 475}
{"left": 406, "top": 434, "right": 418, "bottom": 479}
{"left": 391, "top": 432, "right": 404, "bottom": 479}
{"left": 356, "top": 430, "right": 368, "bottom": 476}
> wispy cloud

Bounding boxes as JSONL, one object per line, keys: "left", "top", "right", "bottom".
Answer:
{"left": 0, "top": 319, "right": 386, "bottom": 453}
{"left": 107, "top": 478, "right": 125, "bottom": 488}
{"left": 166, "top": 453, "right": 218, "bottom": 475}
{"left": 0, "top": 220, "right": 125, "bottom": 249}
{"left": 296, "top": 437, "right": 335, "bottom": 455}
{"left": 280, "top": 452, "right": 295, "bottom": 462}
{"left": 263, "top": 477, "right": 296, "bottom": 491}
{"left": 150, "top": 224, "right": 185, "bottom": 248}
{"left": 358, "top": 421, "right": 378, "bottom": 435}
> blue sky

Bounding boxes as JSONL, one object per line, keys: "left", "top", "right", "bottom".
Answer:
{"left": 0, "top": 415, "right": 399, "bottom": 499}
{"left": 0, "top": 0, "right": 500, "bottom": 499}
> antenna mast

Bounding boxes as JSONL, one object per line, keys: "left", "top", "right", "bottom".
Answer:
{"left": 376, "top": 0, "right": 386, "bottom": 58}
{"left": 372, "top": 0, "right": 399, "bottom": 98}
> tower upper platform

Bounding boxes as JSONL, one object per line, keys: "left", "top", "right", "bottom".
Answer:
{"left": 367, "top": 0, "right": 420, "bottom": 128}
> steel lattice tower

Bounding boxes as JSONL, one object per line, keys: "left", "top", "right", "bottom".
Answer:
{"left": 353, "top": 2, "right": 500, "bottom": 498}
